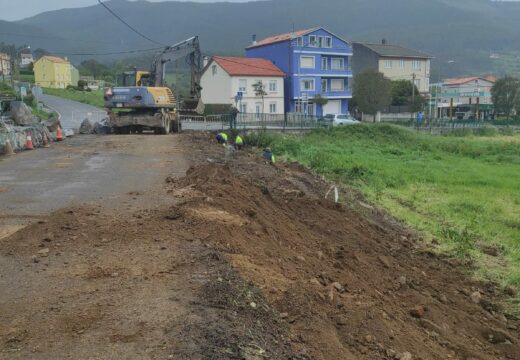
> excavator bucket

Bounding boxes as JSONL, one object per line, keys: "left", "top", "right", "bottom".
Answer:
{"left": 181, "top": 98, "right": 205, "bottom": 115}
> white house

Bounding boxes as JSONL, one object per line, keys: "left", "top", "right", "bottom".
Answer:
{"left": 20, "top": 53, "right": 34, "bottom": 67}
{"left": 201, "top": 56, "right": 285, "bottom": 114}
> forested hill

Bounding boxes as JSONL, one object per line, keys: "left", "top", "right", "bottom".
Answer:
{"left": 2, "top": 0, "right": 520, "bottom": 76}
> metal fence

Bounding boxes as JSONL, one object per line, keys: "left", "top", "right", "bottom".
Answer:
{"left": 387, "top": 118, "right": 520, "bottom": 134}
{"left": 179, "top": 113, "right": 324, "bottom": 131}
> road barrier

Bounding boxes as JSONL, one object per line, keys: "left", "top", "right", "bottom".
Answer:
{"left": 179, "top": 113, "right": 324, "bottom": 132}
{"left": 72, "top": 110, "right": 107, "bottom": 125}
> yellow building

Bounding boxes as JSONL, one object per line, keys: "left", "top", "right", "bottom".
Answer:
{"left": 34, "top": 55, "right": 75, "bottom": 89}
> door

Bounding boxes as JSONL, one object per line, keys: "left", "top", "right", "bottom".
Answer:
{"left": 255, "top": 103, "right": 262, "bottom": 119}
{"left": 323, "top": 100, "right": 341, "bottom": 115}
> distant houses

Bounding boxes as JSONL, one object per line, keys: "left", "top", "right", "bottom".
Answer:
{"left": 434, "top": 76, "right": 496, "bottom": 119}
{"left": 200, "top": 56, "right": 285, "bottom": 114}
{"left": 20, "top": 52, "right": 34, "bottom": 68}
{"left": 34, "top": 55, "right": 79, "bottom": 89}
{"left": 246, "top": 27, "right": 353, "bottom": 116}
{"left": 200, "top": 27, "right": 439, "bottom": 117}
{"left": 352, "top": 40, "right": 433, "bottom": 94}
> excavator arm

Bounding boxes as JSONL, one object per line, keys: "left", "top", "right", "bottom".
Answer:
{"left": 150, "top": 36, "right": 203, "bottom": 101}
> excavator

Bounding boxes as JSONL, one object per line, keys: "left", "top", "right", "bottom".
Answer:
{"left": 104, "top": 36, "right": 204, "bottom": 134}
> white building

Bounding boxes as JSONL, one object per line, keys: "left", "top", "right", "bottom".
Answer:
{"left": 435, "top": 76, "right": 496, "bottom": 119}
{"left": 20, "top": 53, "right": 34, "bottom": 67}
{"left": 201, "top": 56, "right": 285, "bottom": 114}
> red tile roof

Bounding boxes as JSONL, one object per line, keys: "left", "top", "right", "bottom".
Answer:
{"left": 444, "top": 76, "right": 495, "bottom": 85}
{"left": 247, "top": 27, "right": 319, "bottom": 49}
{"left": 212, "top": 56, "right": 285, "bottom": 77}
{"left": 41, "top": 55, "right": 69, "bottom": 64}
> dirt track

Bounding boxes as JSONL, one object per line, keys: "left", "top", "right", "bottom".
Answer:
{"left": 1, "top": 133, "right": 519, "bottom": 359}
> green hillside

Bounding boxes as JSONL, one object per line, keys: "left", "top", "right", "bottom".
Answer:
{"left": 1, "top": 0, "right": 520, "bottom": 77}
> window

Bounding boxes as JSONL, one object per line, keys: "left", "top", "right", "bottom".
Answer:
{"left": 240, "top": 102, "right": 247, "bottom": 113}
{"left": 212, "top": 65, "right": 217, "bottom": 75}
{"left": 412, "top": 60, "right": 421, "bottom": 70}
{"left": 238, "top": 79, "right": 247, "bottom": 93}
{"left": 301, "top": 78, "right": 315, "bottom": 91}
{"left": 331, "top": 58, "right": 344, "bottom": 70}
{"left": 309, "top": 35, "right": 318, "bottom": 47}
{"left": 269, "top": 80, "right": 277, "bottom": 92}
{"left": 325, "top": 37, "right": 332, "bottom": 48}
{"left": 321, "top": 57, "right": 328, "bottom": 70}
{"left": 296, "top": 36, "right": 303, "bottom": 47}
{"left": 413, "top": 79, "right": 421, "bottom": 89}
{"left": 269, "top": 102, "right": 277, "bottom": 113}
{"left": 321, "top": 79, "right": 328, "bottom": 92}
{"left": 330, "top": 79, "right": 345, "bottom": 91}
{"left": 300, "top": 56, "right": 315, "bottom": 69}
{"left": 384, "top": 60, "right": 393, "bottom": 69}
{"left": 399, "top": 60, "right": 405, "bottom": 69}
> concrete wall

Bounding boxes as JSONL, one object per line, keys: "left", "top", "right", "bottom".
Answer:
{"left": 200, "top": 61, "right": 232, "bottom": 104}
{"left": 352, "top": 44, "right": 379, "bottom": 76}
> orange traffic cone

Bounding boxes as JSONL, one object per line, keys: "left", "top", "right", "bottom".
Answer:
{"left": 4, "top": 140, "right": 15, "bottom": 156}
{"left": 25, "top": 134, "right": 34, "bottom": 150}
{"left": 25, "top": 135, "right": 34, "bottom": 150}
{"left": 56, "top": 127, "right": 63, "bottom": 142}
{"left": 42, "top": 133, "right": 50, "bottom": 148}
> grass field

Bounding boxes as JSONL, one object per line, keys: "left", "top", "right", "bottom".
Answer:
{"left": 43, "top": 88, "right": 104, "bottom": 109}
{"left": 248, "top": 125, "right": 520, "bottom": 312}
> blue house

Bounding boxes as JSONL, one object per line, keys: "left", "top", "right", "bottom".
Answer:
{"left": 246, "top": 27, "right": 353, "bottom": 116}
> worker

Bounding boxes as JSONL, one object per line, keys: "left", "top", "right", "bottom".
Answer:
{"left": 234, "top": 134, "right": 244, "bottom": 150}
{"left": 262, "top": 147, "right": 275, "bottom": 164}
{"left": 216, "top": 132, "right": 228, "bottom": 146}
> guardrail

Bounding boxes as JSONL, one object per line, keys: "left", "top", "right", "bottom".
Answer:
{"left": 179, "top": 113, "right": 325, "bottom": 131}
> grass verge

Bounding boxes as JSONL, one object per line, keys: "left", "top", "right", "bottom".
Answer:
{"left": 43, "top": 88, "right": 104, "bottom": 109}
{"left": 246, "top": 124, "right": 520, "bottom": 313}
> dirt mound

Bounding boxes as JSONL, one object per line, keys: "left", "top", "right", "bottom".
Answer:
{"left": 0, "top": 204, "right": 301, "bottom": 359}
{"left": 166, "top": 162, "right": 520, "bottom": 360}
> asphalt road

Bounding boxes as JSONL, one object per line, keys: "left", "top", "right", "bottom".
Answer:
{"left": 0, "top": 134, "right": 188, "bottom": 236}
{"left": 34, "top": 89, "right": 106, "bottom": 131}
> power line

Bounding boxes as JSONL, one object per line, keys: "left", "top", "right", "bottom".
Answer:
{"left": 97, "top": 0, "right": 165, "bottom": 46}
{"left": 0, "top": 31, "right": 114, "bottom": 45}
{"left": 53, "top": 47, "right": 164, "bottom": 56}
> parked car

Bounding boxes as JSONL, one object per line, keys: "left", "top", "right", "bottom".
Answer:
{"left": 319, "top": 114, "right": 360, "bottom": 126}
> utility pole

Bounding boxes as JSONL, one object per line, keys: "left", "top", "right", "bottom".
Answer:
{"left": 411, "top": 73, "right": 416, "bottom": 120}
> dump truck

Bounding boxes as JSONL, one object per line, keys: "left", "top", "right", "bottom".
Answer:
{"left": 104, "top": 36, "right": 204, "bottom": 134}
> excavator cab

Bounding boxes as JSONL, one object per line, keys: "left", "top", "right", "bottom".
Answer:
{"left": 117, "top": 70, "right": 152, "bottom": 87}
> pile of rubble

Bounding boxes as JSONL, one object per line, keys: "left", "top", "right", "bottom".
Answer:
{"left": 0, "top": 101, "right": 60, "bottom": 155}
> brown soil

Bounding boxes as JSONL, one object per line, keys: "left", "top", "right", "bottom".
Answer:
{"left": 1, "top": 132, "right": 519, "bottom": 359}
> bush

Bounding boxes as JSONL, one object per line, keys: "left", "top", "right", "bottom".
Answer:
{"left": 22, "top": 93, "right": 36, "bottom": 107}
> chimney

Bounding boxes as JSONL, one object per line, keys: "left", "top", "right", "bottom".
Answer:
{"left": 382, "top": 38, "right": 387, "bottom": 45}
{"left": 203, "top": 56, "right": 209, "bottom": 68}
{"left": 252, "top": 34, "right": 257, "bottom": 46}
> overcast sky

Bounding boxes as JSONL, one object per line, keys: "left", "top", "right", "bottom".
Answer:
{"left": 0, "top": 0, "right": 253, "bottom": 21}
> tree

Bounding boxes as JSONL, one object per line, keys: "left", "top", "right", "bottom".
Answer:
{"left": 491, "top": 76, "right": 520, "bottom": 119}
{"left": 79, "top": 59, "right": 110, "bottom": 79}
{"left": 391, "top": 79, "right": 426, "bottom": 112}
{"left": 353, "top": 70, "right": 392, "bottom": 122}
{"left": 33, "top": 48, "right": 49, "bottom": 61}
{"left": 252, "top": 80, "right": 267, "bottom": 114}
{"left": 312, "top": 94, "right": 329, "bottom": 107}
